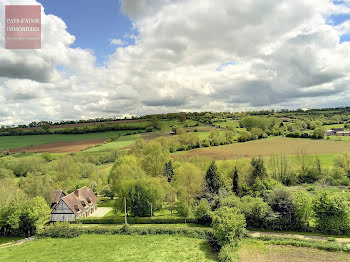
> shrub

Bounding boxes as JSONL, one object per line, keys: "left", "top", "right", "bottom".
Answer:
{"left": 314, "top": 193, "right": 350, "bottom": 235}
{"left": 240, "top": 196, "right": 272, "bottom": 229}
{"left": 267, "top": 188, "right": 298, "bottom": 230}
{"left": 212, "top": 206, "right": 246, "bottom": 245}
{"left": 38, "top": 222, "right": 82, "bottom": 238}
{"left": 194, "top": 199, "right": 212, "bottom": 225}
{"left": 218, "top": 243, "right": 239, "bottom": 262}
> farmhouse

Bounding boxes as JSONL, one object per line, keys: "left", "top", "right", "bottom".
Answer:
{"left": 50, "top": 186, "right": 98, "bottom": 222}
{"left": 325, "top": 128, "right": 350, "bottom": 136}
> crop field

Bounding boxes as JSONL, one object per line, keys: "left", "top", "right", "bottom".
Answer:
{"left": 175, "top": 137, "right": 350, "bottom": 160}
{"left": 238, "top": 239, "right": 350, "bottom": 262}
{"left": 0, "top": 234, "right": 217, "bottom": 262}
{"left": 0, "top": 131, "right": 129, "bottom": 150}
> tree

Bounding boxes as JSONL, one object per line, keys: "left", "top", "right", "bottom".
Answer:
{"left": 267, "top": 188, "right": 297, "bottom": 230}
{"left": 141, "top": 141, "right": 170, "bottom": 177}
{"left": 237, "top": 130, "right": 251, "bottom": 142}
{"left": 250, "top": 157, "right": 267, "bottom": 185}
{"left": 19, "top": 172, "right": 55, "bottom": 204}
{"left": 116, "top": 178, "right": 165, "bottom": 217}
{"left": 163, "top": 161, "right": 175, "bottom": 182}
{"left": 212, "top": 206, "right": 246, "bottom": 245}
{"left": 178, "top": 114, "right": 186, "bottom": 123}
{"left": 232, "top": 167, "right": 239, "bottom": 196}
{"left": 293, "top": 191, "right": 314, "bottom": 230}
{"left": 205, "top": 161, "right": 221, "bottom": 196}
{"left": 312, "top": 127, "right": 325, "bottom": 139}
{"left": 151, "top": 115, "right": 161, "bottom": 130}
{"left": 20, "top": 196, "right": 50, "bottom": 236}
{"left": 174, "top": 163, "right": 204, "bottom": 208}
{"left": 109, "top": 155, "right": 146, "bottom": 195}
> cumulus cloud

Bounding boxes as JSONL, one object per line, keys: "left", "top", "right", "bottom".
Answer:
{"left": 1, "top": 0, "right": 350, "bottom": 125}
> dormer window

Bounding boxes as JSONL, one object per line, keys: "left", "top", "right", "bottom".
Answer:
{"left": 74, "top": 205, "right": 79, "bottom": 211}
{"left": 81, "top": 201, "right": 86, "bottom": 207}
{"left": 87, "top": 197, "right": 91, "bottom": 203}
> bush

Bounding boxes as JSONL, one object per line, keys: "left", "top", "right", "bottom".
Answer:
{"left": 314, "top": 193, "right": 350, "bottom": 235}
{"left": 212, "top": 206, "right": 246, "bottom": 245}
{"left": 267, "top": 188, "right": 298, "bottom": 230}
{"left": 218, "top": 244, "right": 239, "bottom": 262}
{"left": 194, "top": 199, "right": 212, "bottom": 225}
{"left": 38, "top": 224, "right": 213, "bottom": 240}
{"left": 38, "top": 222, "right": 82, "bottom": 238}
{"left": 240, "top": 196, "right": 272, "bottom": 229}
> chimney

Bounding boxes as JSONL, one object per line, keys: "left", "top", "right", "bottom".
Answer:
{"left": 74, "top": 189, "right": 80, "bottom": 198}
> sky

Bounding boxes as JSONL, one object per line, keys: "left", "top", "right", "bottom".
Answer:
{"left": 1, "top": 0, "right": 350, "bottom": 125}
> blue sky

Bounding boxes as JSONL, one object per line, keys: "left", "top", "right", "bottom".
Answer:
{"left": 37, "top": 0, "right": 133, "bottom": 65}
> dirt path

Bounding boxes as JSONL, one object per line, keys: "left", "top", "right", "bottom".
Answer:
{"left": 10, "top": 138, "right": 107, "bottom": 153}
{"left": 249, "top": 231, "right": 350, "bottom": 244}
{"left": 0, "top": 237, "right": 35, "bottom": 249}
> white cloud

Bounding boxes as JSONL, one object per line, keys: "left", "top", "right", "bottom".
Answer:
{"left": 1, "top": 0, "right": 350, "bottom": 125}
{"left": 110, "top": 38, "right": 126, "bottom": 46}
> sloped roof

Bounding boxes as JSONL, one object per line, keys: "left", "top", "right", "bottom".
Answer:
{"left": 51, "top": 190, "right": 66, "bottom": 209}
{"left": 61, "top": 186, "right": 98, "bottom": 215}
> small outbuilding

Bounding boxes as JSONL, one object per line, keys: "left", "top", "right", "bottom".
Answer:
{"left": 50, "top": 186, "right": 98, "bottom": 222}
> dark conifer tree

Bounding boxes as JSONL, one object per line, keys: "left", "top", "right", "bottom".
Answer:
{"left": 205, "top": 160, "right": 221, "bottom": 196}
{"left": 163, "top": 161, "right": 175, "bottom": 182}
{"left": 232, "top": 167, "right": 239, "bottom": 196}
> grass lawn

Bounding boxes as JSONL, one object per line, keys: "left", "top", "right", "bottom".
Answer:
{"left": 0, "top": 236, "right": 22, "bottom": 245}
{"left": 0, "top": 234, "right": 217, "bottom": 262}
{"left": 238, "top": 239, "right": 350, "bottom": 262}
{"left": 323, "top": 124, "right": 346, "bottom": 129}
{"left": 175, "top": 137, "right": 350, "bottom": 161}
{"left": 83, "top": 134, "right": 141, "bottom": 152}
{"left": 326, "top": 136, "right": 350, "bottom": 142}
{"left": 0, "top": 131, "right": 131, "bottom": 150}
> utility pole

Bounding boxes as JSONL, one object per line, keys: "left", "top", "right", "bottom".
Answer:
{"left": 124, "top": 197, "right": 127, "bottom": 224}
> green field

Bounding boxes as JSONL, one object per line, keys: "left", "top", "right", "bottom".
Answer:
{"left": 0, "top": 234, "right": 216, "bottom": 262}
{"left": 323, "top": 124, "right": 345, "bottom": 129}
{"left": 0, "top": 131, "right": 131, "bottom": 150}
{"left": 159, "top": 119, "right": 200, "bottom": 132}
{"left": 83, "top": 134, "right": 141, "bottom": 152}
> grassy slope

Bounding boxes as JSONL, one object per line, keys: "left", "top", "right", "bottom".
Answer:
{"left": 0, "top": 234, "right": 216, "bottom": 262}
{"left": 83, "top": 134, "right": 141, "bottom": 153}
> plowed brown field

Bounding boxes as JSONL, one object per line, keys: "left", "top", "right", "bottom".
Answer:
{"left": 9, "top": 138, "right": 106, "bottom": 153}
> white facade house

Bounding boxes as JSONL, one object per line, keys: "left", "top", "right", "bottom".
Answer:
{"left": 50, "top": 186, "right": 98, "bottom": 222}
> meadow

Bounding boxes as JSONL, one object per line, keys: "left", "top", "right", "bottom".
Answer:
{"left": 0, "top": 234, "right": 217, "bottom": 262}
{"left": 175, "top": 137, "right": 350, "bottom": 161}
{"left": 83, "top": 134, "right": 141, "bottom": 152}
{"left": 237, "top": 239, "right": 350, "bottom": 262}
